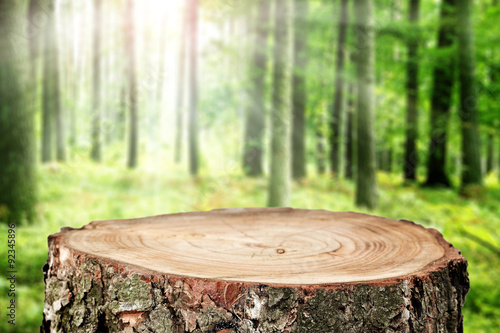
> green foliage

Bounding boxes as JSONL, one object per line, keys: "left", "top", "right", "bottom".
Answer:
{"left": 1, "top": 150, "right": 499, "bottom": 331}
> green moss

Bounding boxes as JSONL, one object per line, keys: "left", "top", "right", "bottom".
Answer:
{"left": 108, "top": 274, "right": 153, "bottom": 314}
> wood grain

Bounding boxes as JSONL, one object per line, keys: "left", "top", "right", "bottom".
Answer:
{"left": 62, "top": 208, "right": 445, "bottom": 284}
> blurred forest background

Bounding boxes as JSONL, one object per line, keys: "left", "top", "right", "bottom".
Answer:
{"left": 0, "top": 0, "right": 499, "bottom": 331}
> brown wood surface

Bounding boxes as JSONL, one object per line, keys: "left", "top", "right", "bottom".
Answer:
{"left": 42, "top": 208, "right": 469, "bottom": 332}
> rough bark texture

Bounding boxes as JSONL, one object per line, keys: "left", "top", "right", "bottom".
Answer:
{"left": 42, "top": 210, "right": 469, "bottom": 333}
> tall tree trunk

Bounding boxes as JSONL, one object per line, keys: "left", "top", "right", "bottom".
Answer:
{"left": 345, "top": 83, "right": 355, "bottom": 180}
{"left": 486, "top": 133, "right": 494, "bottom": 174}
{"left": 268, "top": 0, "right": 293, "bottom": 207}
{"left": 403, "top": 0, "right": 419, "bottom": 181}
{"left": 291, "top": 0, "right": 308, "bottom": 180}
{"left": 50, "top": 0, "right": 65, "bottom": 162}
{"left": 0, "top": 0, "right": 37, "bottom": 222}
{"left": 424, "top": 0, "right": 457, "bottom": 187}
{"left": 41, "top": 31, "right": 53, "bottom": 163}
{"left": 126, "top": 0, "right": 138, "bottom": 169}
{"left": 154, "top": 8, "right": 168, "bottom": 145}
{"left": 174, "top": 2, "right": 188, "bottom": 164}
{"left": 316, "top": 103, "right": 328, "bottom": 175}
{"left": 243, "top": 0, "right": 270, "bottom": 176}
{"left": 187, "top": 0, "right": 199, "bottom": 176}
{"left": 330, "top": 0, "right": 348, "bottom": 178}
{"left": 457, "top": 0, "right": 482, "bottom": 188}
{"left": 354, "top": 0, "right": 377, "bottom": 209}
{"left": 90, "top": 0, "right": 102, "bottom": 162}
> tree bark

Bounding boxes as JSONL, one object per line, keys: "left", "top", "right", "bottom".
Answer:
{"left": 424, "top": 0, "right": 457, "bottom": 187}
{"left": 243, "top": 0, "right": 270, "bottom": 177}
{"left": 0, "top": 0, "right": 37, "bottom": 223}
{"left": 330, "top": 0, "right": 348, "bottom": 178}
{"left": 268, "top": 0, "right": 293, "bottom": 207}
{"left": 291, "top": 0, "right": 308, "bottom": 180}
{"left": 403, "top": 0, "right": 420, "bottom": 181}
{"left": 90, "top": 0, "right": 102, "bottom": 162}
{"left": 187, "top": 0, "right": 199, "bottom": 176}
{"left": 126, "top": 0, "right": 138, "bottom": 169}
{"left": 354, "top": 0, "right": 377, "bottom": 209}
{"left": 457, "top": 0, "right": 482, "bottom": 188}
{"left": 42, "top": 208, "right": 469, "bottom": 332}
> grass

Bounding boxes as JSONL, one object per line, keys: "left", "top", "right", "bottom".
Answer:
{"left": 1, "top": 150, "right": 499, "bottom": 332}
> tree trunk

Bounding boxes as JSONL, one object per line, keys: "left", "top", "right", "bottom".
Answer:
{"left": 315, "top": 103, "right": 328, "bottom": 175}
{"left": 354, "top": 0, "right": 377, "bottom": 209}
{"left": 187, "top": 0, "right": 199, "bottom": 176}
{"left": 486, "top": 132, "right": 494, "bottom": 174}
{"left": 126, "top": 0, "right": 138, "bottom": 169}
{"left": 42, "top": 208, "right": 469, "bottom": 332}
{"left": 457, "top": 0, "right": 482, "bottom": 189}
{"left": 268, "top": 0, "right": 293, "bottom": 207}
{"left": 424, "top": 0, "right": 457, "bottom": 187}
{"left": 174, "top": 2, "right": 188, "bottom": 164}
{"left": 0, "top": 0, "right": 37, "bottom": 223}
{"left": 403, "top": 0, "right": 420, "bottom": 181}
{"left": 90, "top": 0, "right": 102, "bottom": 162}
{"left": 291, "top": 0, "right": 308, "bottom": 180}
{"left": 345, "top": 83, "right": 355, "bottom": 180}
{"left": 50, "top": 0, "right": 65, "bottom": 162}
{"left": 330, "top": 0, "right": 348, "bottom": 178}
{"left": 243, "top": 0, "right": 270, "bottom": 177}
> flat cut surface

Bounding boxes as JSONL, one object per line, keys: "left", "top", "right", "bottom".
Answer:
{"left": 62, "top": 208, "right": 446, "bottom": 285}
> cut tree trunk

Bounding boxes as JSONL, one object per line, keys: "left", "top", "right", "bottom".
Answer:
{"left": 42, "top": 208, "right": 469, "bottom": 333}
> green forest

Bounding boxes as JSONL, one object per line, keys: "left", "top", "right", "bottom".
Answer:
{"left": 0, "top": 0, "right": 499, "bottom": 331}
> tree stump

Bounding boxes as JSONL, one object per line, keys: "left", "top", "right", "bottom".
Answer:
{"left": 41, "top": 208, "right": 469, "bottom": 332}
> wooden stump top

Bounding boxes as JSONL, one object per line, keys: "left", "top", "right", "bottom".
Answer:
{"left": 56, "top": 208, "right": 456, "bottom": 285}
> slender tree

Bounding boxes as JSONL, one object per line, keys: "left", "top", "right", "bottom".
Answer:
{"left": 90, "top": 0, "right": 102, "bottom": 162}
{"left": 457, "top": 0, "right": 482, "bottom": 188}
{"left": 345, "top": 83, "right": 355, "bottom": 180}
{"left": 291, "top": 0, "right": 308, "bottom": 180}
{"left": 403, "top": 0, "right": 420, "bottom": 181}
{"left": 243, "top": 0, "right": 270, "bottom": 176}
{"left": 330, "top": 0, "right": 349, "bottom": 178}
{"left": 424, "top": 0, "right": 457, "bottom": 187}
{"left": 0, "top": 0, "right": 36, "bottom": 222}
{"left": 354, "top": 0, "right": 377, "bottom": 209}
{"left": 28, "top": 0, "right": 41, "bottom": 78}
{"left": 50, "top": 0, "right": 65, "bottom": 162}
{"left": 315, "top": 102, "right": 328, "bottom": 175}
{"left": 486, "top": 133, "right": 494, "bottom": 174}
{"left": 187, "top": 0, "right": 199, "bottom": 176}
{"left": 268, "top": 0, "right": 293, "bottom": 207}
{"left": 174, "top": 2, "right": 188, "bottom": 164}
{"left": 38, "top": 0, "right": 66, "bottom": 163}
{"left": 126, "top": 0, "right": 138, "bottom": 169}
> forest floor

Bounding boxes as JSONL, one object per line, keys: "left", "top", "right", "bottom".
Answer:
{"left": 1, "top": 151, "right": 499, "bottom": 332}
